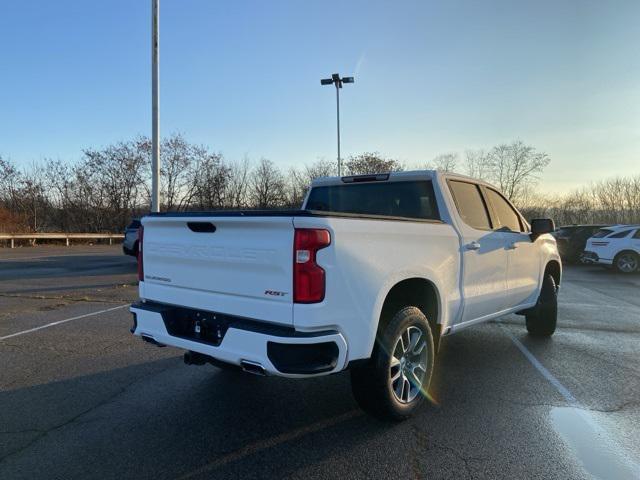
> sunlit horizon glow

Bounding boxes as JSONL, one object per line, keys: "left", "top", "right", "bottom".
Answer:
{"left": 1, "top": 0, "right": 638, "bottom": 196}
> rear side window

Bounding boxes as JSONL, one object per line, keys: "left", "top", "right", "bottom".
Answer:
{"left": 305, "top": 180, "right": 440, "bottom": 220}
{"left": 608, "top": 229, "right": 632, "bottom": 239}
{"left": 593, "top": 229, "right": 613, "bottom": 238}
{"left": 448, "top": 180, "right": 491, "bottom": 230}
{"left": 633, "top": 229, "right": 640, "bottom": 239}
{"left": 485, "top": 188, "right": 523, "bottom": 232}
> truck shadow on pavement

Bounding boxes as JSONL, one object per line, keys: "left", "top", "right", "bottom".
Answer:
{"left": 0, "top": 324, "right": 576, "bottom": 480}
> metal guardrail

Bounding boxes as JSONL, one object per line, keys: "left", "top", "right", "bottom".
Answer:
{"left": 0, "top": 233, "right": 124, "bottom": 248}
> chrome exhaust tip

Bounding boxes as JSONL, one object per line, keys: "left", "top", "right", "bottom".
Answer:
{"left": 240, "top": 360, "right": 266, "bottom": 376}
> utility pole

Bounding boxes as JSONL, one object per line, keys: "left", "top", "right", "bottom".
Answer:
{"left": 151, "top": 0, "right": 160, "bottom": 212}
{"left": 336, "top": 85, "right": 340, "bottom": 176}
{"left": 320, "top": 73, "right": 354, "bottom": 176}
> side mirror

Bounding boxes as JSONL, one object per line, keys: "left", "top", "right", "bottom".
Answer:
{"left": 530, "top": 218, "right": 555, "bottom": 239}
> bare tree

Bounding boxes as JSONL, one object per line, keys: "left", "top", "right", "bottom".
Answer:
{"left": 6, "top": 136, "right": 640, "bottom": 233}
{"left": 464, "top": 149, "right": 492, "bottom": 180}
{"left": 0, "top": 156, "right": 21, "bottom": 208}
{"left": 486, "top": 141, "right": 550, "bottom": 204}
{"left": 183, "top": 149, "right": 230, "bottom": 210}
{"left": 0, "top": 156, "right": 29, "bottom": 232}
{"left": 345, "top": 152, "right": 404, "bottom": 175}
{"left": 286, "top": 159, "right": 336, "bottom": 207}
{"left": 428, "top": 153, "right": 459, "bottom": 172}
{"left": 224, "top": 157, "right": 251, "bottom": 208}
{"left": 248, "top": 158, "right": 286, "bottom": 208}
{"left": 159, "top": 134, "right": 194, "bottom": 211}
{"left": 81, "top": 138, "right": 149, "bottom": 231}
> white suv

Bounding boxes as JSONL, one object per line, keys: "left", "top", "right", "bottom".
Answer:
{"left": 583, "top": 225, "right": 640, "bottom": 273}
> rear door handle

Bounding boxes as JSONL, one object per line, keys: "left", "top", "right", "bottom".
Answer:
{"left": 466, "top": 241, "right": 481, "bottom": 251}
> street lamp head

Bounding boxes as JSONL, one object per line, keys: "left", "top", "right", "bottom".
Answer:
{"left": 320, "top": 78, "right": 333, "bottom": 85}
{"left": 342, "top": 77, "right": 354, "bottom": 84}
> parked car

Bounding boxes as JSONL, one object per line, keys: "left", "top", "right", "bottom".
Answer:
{"left": 552, "top": 224, "right": 608, "bottom": 263}
{"left": 122, "top": 219, "right": 141, "bottom": 256}
{"left": 582, "top": 225, "right": 640, "bottom": 273}
{"left": 130, "top": 171, "right": 560, "bottom": 420}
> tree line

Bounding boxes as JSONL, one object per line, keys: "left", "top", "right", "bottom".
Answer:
{"left": 0, "top": 135, "right": 638, "bottom": 233}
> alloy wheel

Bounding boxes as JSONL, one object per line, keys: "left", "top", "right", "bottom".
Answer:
{"left": 617, "top": 254, "right": 638, "bottom": 273}
{"left": 389, "top": 326, "right": 428, "bottom": 403}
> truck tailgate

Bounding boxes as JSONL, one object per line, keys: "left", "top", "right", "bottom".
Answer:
{"left": 141, "top": 215, "right": 294, "bottom": 326}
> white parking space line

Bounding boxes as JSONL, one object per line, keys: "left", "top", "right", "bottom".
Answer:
{"left": 500, "top": 324, "right": 640, "bottom": 478}
{"left": 500, "top": 325, "right": 578, "bottom": 404}
{"left": 560, "top": 302, "right": 637, "bottom": 310}
{"left": 0, "top": 304, "right": 129, "bottom": 341}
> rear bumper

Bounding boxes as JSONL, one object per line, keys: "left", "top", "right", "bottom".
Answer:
{"left": 130, "top": 302, "right": 348, "bottom": 378}
{"left": 581, "top": 251, "right": 612, "bottom": 265}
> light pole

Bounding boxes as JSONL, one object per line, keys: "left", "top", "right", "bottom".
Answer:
{"left": 151, "top": 0, "right": 160, "bottom": 212}
{"left": 321, "top": 73, "right": 354, "bottom": 176}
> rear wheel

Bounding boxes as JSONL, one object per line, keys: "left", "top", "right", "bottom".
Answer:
{"left": 351, "top": 306, "right": 434, "bottom": 421}
{"left": 613, "top": 252, "right": 639, "bottom": 274}
{"left": 526, "top": 274, "right": 558, "bottom": 337}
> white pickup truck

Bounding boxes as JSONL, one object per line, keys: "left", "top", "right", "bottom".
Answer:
{"left": 131, "top": 171, "right": 560, "bottom": 419}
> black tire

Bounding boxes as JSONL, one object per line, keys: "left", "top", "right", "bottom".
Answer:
{"left": 132, "top": 241, "right": 139, "bottom": 257}
{"left": 526, "top": 274, "right": 558, "bottom": 337}
{"left": 613, "top": 251, "right": 639, "bottom": 274}
{"left": 351, "top": 306, "right": 435, "bottom": 421}
{"left": 122, "top": 246, "right": 131, "bottom": 256}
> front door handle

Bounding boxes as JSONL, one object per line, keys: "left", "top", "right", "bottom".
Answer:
{"left": 466, "top": 241, "right": 481, "bottom": 251}
{"left": 507, "top": 242, "right": 518, "bottom": 250}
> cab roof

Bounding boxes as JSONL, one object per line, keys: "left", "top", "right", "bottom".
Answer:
{"left": 310, "top": 169, "right": 498, "bottom": 189}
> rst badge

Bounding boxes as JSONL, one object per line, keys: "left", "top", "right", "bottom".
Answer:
{"left": 264, "top": 290, "right": 287, "bottom": 297}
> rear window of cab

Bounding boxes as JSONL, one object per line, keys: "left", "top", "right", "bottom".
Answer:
{"left": 305, "top": 180, "right": 440, "bottom": 220}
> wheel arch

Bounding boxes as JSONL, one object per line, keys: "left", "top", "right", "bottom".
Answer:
{"left": 375, "top": 277, "right": 442, "bottom": 354}
{"left": 614, "top": 249, "right": 640, "bottom": 259}
{"left": 544, "top": 259, "right": 561, "bottom": 287}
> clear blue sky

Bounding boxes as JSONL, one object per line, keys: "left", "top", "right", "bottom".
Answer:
{"left": 1, "top": 0, "right": 638, "bottom": 192}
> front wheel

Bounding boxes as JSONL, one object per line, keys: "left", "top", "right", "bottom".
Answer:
{"left": 351, "top": 306, "right": 435, "bottom": 421}
{"left": 526, "top": 274, "right": 558, "bottom": 337}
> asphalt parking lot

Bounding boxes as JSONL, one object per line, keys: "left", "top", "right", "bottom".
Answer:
{"left": 1, "top": 245, "right": 639, "bottom": 479}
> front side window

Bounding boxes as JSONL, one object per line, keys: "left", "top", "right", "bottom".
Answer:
{"left": 448, "top": 180, "right": 491, "bottom": 230}
{"left": 633, "top": 229, "right": 640, "bottom": 239}
{"left": 485, "top": 189, "right": 523, "bottom": 232}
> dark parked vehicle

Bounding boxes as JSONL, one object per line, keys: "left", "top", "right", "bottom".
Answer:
{"left": 552, "top": 224, "right": 608, "bottom": 263}
{"left": 122, "top": 219, "right": 141, "bottom": 256}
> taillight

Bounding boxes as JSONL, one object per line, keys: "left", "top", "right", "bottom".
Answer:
{"left": 137, "top": 226, "right": 144, "bottom": 282}
{"left": 293, "top": 228, "right": 331, "bottom": 303}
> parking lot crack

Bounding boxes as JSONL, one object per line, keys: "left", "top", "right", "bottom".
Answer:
{"left": 579, "top": 400, "right": 640, "bottom": 414}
